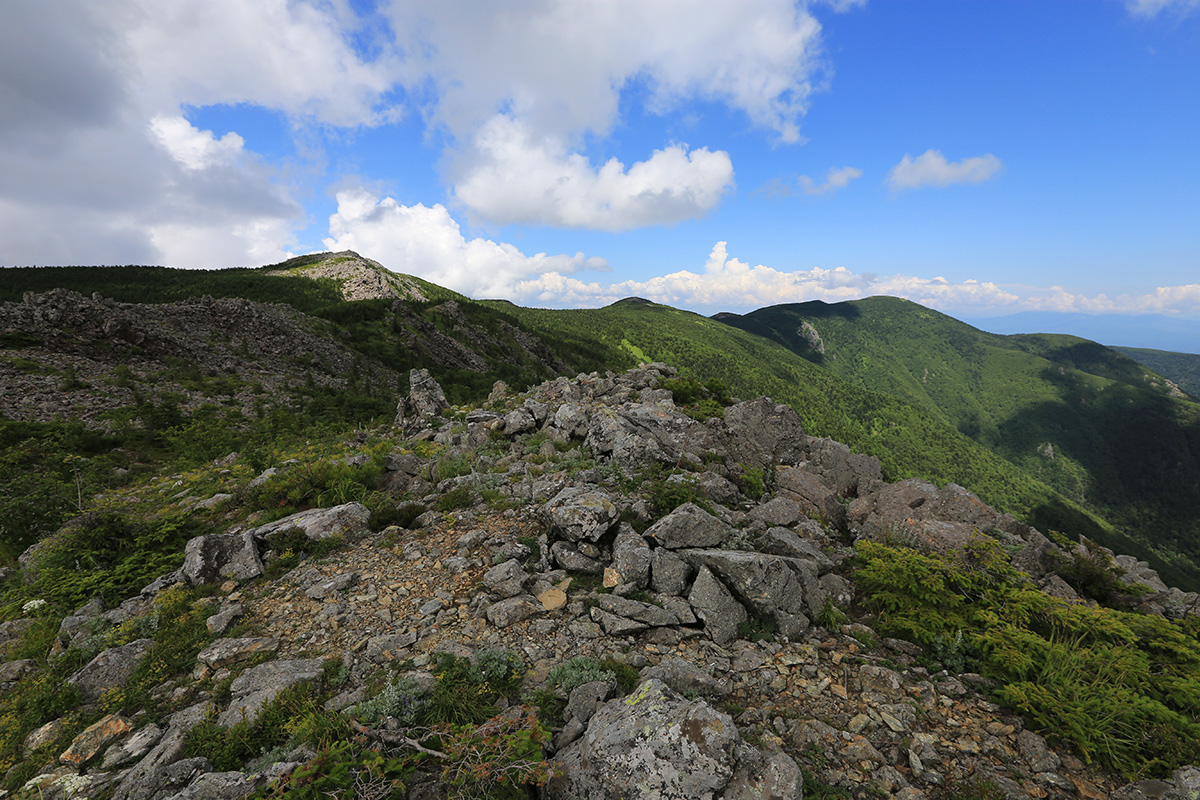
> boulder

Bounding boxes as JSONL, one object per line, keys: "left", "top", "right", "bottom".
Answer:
{"left": 395, "top": 368, "right": 447, "bottom": 429}
{"left": 68, "top": 638, "right": 154, "bottom": 703}
{"left": 640, "top": 657, "right": 730, "bottom": 697}
{"left": 253, "top": 502, "right": 371, "bottom": 542}
{"left": 482, "top": 560, "right": 530, "bottom": 598}
{"left": 545, "top": 487, "right": 618, "bottom": 543}
{"left": 680, "top": 550, "right": 820, "bottom": 639}
{"left": 688, "top": 567, "right": 748, "bottom": 646}
{"left": 181, "top": 532, "right": 263, "bottom": 585}
{"left": 610, "top": 529, "right": 651, "bottom": 589}
{"left": 547, "top": 679, "right": 802, "bottom": 800}
{"left": 196, "top": 637, "right": 279, "bottom": 669}
{"left": 485, "top": 595, "right": 543, "bottom": 628}
{"left": 650, "top": 548, "right": 693, "bottom": 596}
{"left": 721, "top": 397, "right": 807, "bottom": 470}
{"left": 646, "top": 503, "right": 734, "bottom": 550}
{"left": 59, "top": 713, "right": 133, "bottom": 767}
{"left": 218, "top": 659, "right": 323, "bottom": 727}
{"left": 113, "top": 702, "right": 213, "bottom": 800}
{"left": 160, "top": 771, "right": 261, "bottom": 800}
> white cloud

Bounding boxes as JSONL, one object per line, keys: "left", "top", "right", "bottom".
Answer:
{"left": 383, "top": 0, "right": 827, "bottom": 227}
{"left": 150, "top": 116, "right": 245, "bottom": 171}
{"left": 451, "top": 116, "right": 734, "bottom": 230}
{"left": 321, "top": 188, "right": 609, "bottom": 298}
{"left": 1125, "top": 0, "right": 1200, "bottom": 17}
{"left": 797, "top": 166, "right": 863, "bottom": 196}
{"left": 886, "top": 150, "right": 1004, "bottom": 192}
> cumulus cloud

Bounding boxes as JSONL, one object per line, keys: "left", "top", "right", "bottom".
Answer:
{"left": 383, "top": 0, "right": 827, "bottom": 227}
{"left": 797, "top": 166, "right": 863, "bottom": 196}
{"left": 321, "top": 188, "right": 609, "bottom": 298}
{"left": 451, "top": 116, "right": 734, "bottom": 230}
{"left": 886, "top": 150, "right": 1004, "bottom": 192}
{"left": 1125, "top": 0, "right": 1200, "bottom": 17}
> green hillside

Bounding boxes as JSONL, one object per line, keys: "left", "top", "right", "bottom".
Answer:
{"left": 1116, "top": 346, "right": 1200, "bottom": 399}
{"left": 720, "top": 297, "right": 1200, "bottom": 583}
{"left": 485, "top": 298, "right": 1196, "bottom": 585}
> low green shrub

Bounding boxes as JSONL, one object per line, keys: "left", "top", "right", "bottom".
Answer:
{"left": 854, "top": 538, "right": 1200, "bottom": 778}
{"left": 434, "top": 486, "right": 476, "bottom": 513}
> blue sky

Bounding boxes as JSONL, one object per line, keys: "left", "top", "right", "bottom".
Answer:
{"left": 3, "top": 0, "right": 1199, "bottom": 320}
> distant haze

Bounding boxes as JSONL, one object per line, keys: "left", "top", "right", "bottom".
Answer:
{"left": 961, "top": 312, "right": 1200, "bottom": 355}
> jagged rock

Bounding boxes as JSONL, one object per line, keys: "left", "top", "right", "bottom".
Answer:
{"left": 554, "top": 403, "right": 589, "bottom": 438}
{"left": 101, "top": 723, "right": 164, "bottom": 770}
{"left": 196, "top": 637, "right": 279, "bottom": 669}
{"left": 688, "top": 566, "right": 748, "bottom": 645}
{"left": 204, "top": 604, "right": 245, "bottom": 634}
{"left": 550, "top": 542, "right": 606, "bottom": 574}
{"left": 68, "top": 638, "right": 154, "bottom": 703}
{"left": 746, "top": 496, "right": 808, "bottom": 529}
{"left": 181, "top": 532, "right": 263, "bottom": 585}
{"left": 804, "top": 437, "right": 885, "bottom": 497}
{"left": 650, "top": 548, "right": 693, "bottom": 596}
{"left": 721, "top": 397, "right": 807, "bottom": 470}
{"left": 547, "top": 678, "right": 801, "bottom": 800}
{"left": 590, "top": 608, "right": 649, "bottom": 635}
{"left": 680, "top": 550, "right": 820, "bottom": 638}
{"left": 501, "top": 406, "right": 538, "bottom": 435}
{"left": 640, "top": 657, "right": 731, "bottom": 697}
{"left": 25, "top": 717, "right": 70, "bottom": 755}
{"left": 194, "top": 493, "right": 233, "bottom": 510}
{"left": 364, "top": 632, "right": 417, "bottom": 663}
{"left": 395, "top": 368, "right": 448, "bottom": 429}
{"left": 58, "top": 597, "right": 105, "bottom": 648}
{"left": 252, "top": 502, "right": 371, "bottom": 542}
{"left": 160, "top": 771, "right": 260, "bottom": 800}
{"left": 545, "top": 487, "right": 618, "bottom": 542}
{"left": 114, "top": 702, "right": 213, "bottom": 800}
{"left": 564, "top": 680, "right": 616, "bottom": 725}
{"left": 646, "top": 502, "right": 734, "bottom": 550}
{"left": 483, "top": 559, "right": 529, "bottom": 598}
{"left": 32, "top": 770, "right": 114, "bottom": 800}
{"left": 819, "top": 573, "right": 855, "bottom": 607}
{"left": 592, "top": 594, "right": 681, "bottom": 627}
{"left": 0, "top": 657, "right": 38, "bottom": 682}
{"left": 217, "top": 659, "right": 324, "bottom": 727}
{"left": 60, "top": 713, "right": 133, "bottom": 767}
{"left": 753, "top": 527, "right": 834, "bottom": 571}
{"left": 610, "top": 528, "right": 651, "bottom": 589}
{"left": 1017, "top": 730, "right": 1061, "bottom": 774}
{"left": 485, "top": 595, "right": 543, "bottom": 628}
{"left": 537, "top": 580, "right": 570, "bottom": 611}
{"left": 667, "top": 471, "right": 740, "bottom": 507}
{"left": 0, "top": 617, "right": 35, "bottom": 656}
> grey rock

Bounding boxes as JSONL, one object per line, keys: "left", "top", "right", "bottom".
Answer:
{"left": 205, "top": 604, "right": 245, "bottom": 635}
{"left": 650, "top": 548, "right": 693, "bottom": 596}
{"left": 483, "top": 559, "right": 529, "bottom": 598}
{"left": 196, "top": 637, "right": 279, "bottom": 669}
{"left": 181, "top": 532, "right": 263, "bottom": 585}
{"left": 590, "top": 608, "right": 648, "bottom": 636}
{"left": 253, "top": 502, "right": 371, "bottom": 542}
{"left": 746, "top": 497, "right": 807, "bottom": 529}
{"left": 640, "top": 657, "right": 730, "bottom": 697}
{"left": 646, "top": 502, "right": 734, "bottom": 550}
{"left": 395, "top": 368, "right": 448, "bottom": 429}
{"left": 161, "top": 771, "right": 260, "bottom": 800}
{"left": 218, "top": 659, "right": 324, "bottom": 727}
{"left": 547, "top": 679, "right": 797, "bottom": 800}
{"left": 485, "top": 595, "right": 542, "bottom": 628}
{"left": 68, "top": 638, "right": 154, "bottom": 703}
{"left": 114, "top": 702, "right": 213, "bottom": 800}
{"left": 502, "top": 407, "right": 538, "bottom": 435}
{"left": 610, "top": 528, "right": 651, "bottom": 589}
{"left": 554, "top": 403, "right": 589, "bottom": 438}
{"left": 680, "top": 550, "right": 819, "bottom": 638}
{"left": 364, "top": 632, "right": 417, "bottom": 664}
{"left": 101, "top": 723, "right": 164, "bottom": 770}
{"left": 0, "top": 658, "right": 38, "bottom": 682}
{"left": 688, "top": 566, "right": 748, "bottom": 645}
{"left": 753, "top": 527, "right": 834, "bottom": 570}
{"left": 545, "top": 487, "right": 618, "bottom": 543}
{"left": 304, "top": 571, "right": 359, "bottom": 599}
{"left": 564, "top": 680, "right": 616, "bottom": 724}
{"left": 593, "top": 594, "right": 681, "bottom": 627}
{"left": 551, "top": 541, "right": 606, "bottom": 574}
{"left": 1016, "top": 730, "right": 1061, "bottom": 774}
{"left": 721, "top": 397, "right": 807, "bottom": 470}
{"left": 804, "top": 437, "right": 884, "bottom": 497}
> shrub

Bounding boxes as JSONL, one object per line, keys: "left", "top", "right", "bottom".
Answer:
{"left": 357, "top": 676, "right": 427, "bottom": 727}
{"left": 544, "top": 657, "right": 614, "bottom": 695}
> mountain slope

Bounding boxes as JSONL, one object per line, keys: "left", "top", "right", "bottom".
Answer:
{"left": 1116, "top": 345, "right": 1200, "bottom": 399}
{"left": 719, "top": 297, "right": 1200, "bottom": 583}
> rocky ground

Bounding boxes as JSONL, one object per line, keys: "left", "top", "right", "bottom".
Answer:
{"left": 4, "top": 363, "right": 1200, "bottom": 800}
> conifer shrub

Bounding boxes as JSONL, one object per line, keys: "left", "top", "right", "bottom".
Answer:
{"left": 854, "top": 537, "right": 1200, "bottom": 778}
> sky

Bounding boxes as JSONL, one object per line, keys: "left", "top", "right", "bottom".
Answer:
{"left": 3, "top": 0, "right": 1199, "bottom": 321}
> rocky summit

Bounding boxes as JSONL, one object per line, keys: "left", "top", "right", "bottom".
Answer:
{"left": 4, "top": 363, "right": 1200, "bottom": 800}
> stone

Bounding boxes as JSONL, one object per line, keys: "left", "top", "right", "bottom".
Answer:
{"left": 59, "top": 713, "right": 133, "bottom": 767}
{"left": 485, "top": 595, "right": 543, "bottom": 628}
{"left": 25, "top": 717, "right": 70, "bottom": 756}
{"left": 650, "top": 548, "right": 693, "bottom": 596}
{"left": 196, "top": 637, "right": 280, "bottom": 669}
{"left": 645, "top": 502, "right": 734, "bottom": 550}
{"left": 304, "top": 571, "right": 358, "bottom": 599}
{"left": 0, "top": 658, "right": 38, "bottom": 682}
{"left": 547, "top": 679, "right": 800, "bottom": 800}
{"left": 181, "top": 532, "right": 263, "bottom": 585}
{"left": 364, "top": 632, "right": 417, "bottom": 664}
{"left": 482, "top": 559, "right": 529, "bottom": 598}
{"left": 160, "top": 770, "right": 260, "bottom": 800}
{"left": 205, "top": 604, "right": 245, "bottom": 635}
{"left": 679, "top": 549, "right": 819, "bottom": 638}
{"left": 395, "top": 368, "right": 448, "bottom": 429}
{"left": 688, "top": 566, "right": 748, "bottom": 645}
{"left": 545, "top": 487, "right": 619, "bottom": 543}
{"left": 68, "top": 638, "right": 154, "bottom": 703}
{"left": 593, "top": 594, "right": 681, "bottom": 627}
{"left": 253, "top": 502, "right": 371, "bottom": 542}
{"left": 537, "top": 581, "right": 570, "bottom": 611}
{"left": 640, "top": 657, "right": 731, "bottom": 697}
{"left": 218, "top": 659, "right": 324, "bottom": 727}
{"left": 100, "top": 723, "right": 163, "bottom": 770}
{"left": 551, "top": 541, "right": 606, "bottom": 574}
{"left": 721, "top": 397, "right": 807, "bottom": 470}
{"left": 610, "top": 528, "right": 651, "bottom": 589}
{"left": 113, "top": 702, "right": 213, "bottom": 800}
{"left": 590, "top": 608, "right": 648, "bottom": 636}
{"left": 753, "top": 526, "right": 835, "bottom": 570}
{"left": 1017, "top": 730, "right": 1061, "bottom": 774}
{"left": 746, "top": 497, "right": 808, "bottom": 528}
{"left": 564, "top": 680, "right": 616, "bottom": 724}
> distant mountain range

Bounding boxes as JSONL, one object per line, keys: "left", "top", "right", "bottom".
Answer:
{"left": 962, "top": 311, "right": 1200, "bottom": 355}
